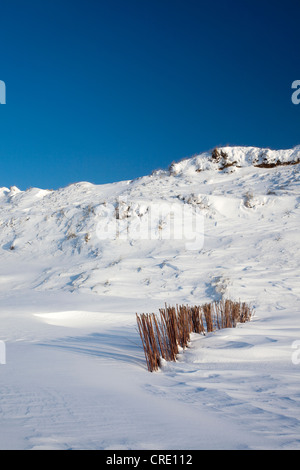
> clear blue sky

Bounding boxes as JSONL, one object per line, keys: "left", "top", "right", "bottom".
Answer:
{"left": 0, "top": 0, "right": 299, "bottom": 190}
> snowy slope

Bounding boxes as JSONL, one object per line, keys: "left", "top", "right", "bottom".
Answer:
{"left": 0, "top": 145, "right": 300, "bottom": 449}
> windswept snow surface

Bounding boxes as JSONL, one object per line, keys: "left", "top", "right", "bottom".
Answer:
{"left": 0, "top": 145, "right": 300, "bottom": 449}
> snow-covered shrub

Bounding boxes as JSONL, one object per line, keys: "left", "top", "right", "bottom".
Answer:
{"left": 244, "top": 191, "right": 255, "bottom": 208}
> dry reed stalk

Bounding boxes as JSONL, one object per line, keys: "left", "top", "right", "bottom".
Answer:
{"left": 214, "top": 301, "right": 221, "bottom": 330}
{"left": 231, "top": 300, "right": 240, "bottom": 327}
{"left": 202, "top": 303, "right": 214, "bottom": 332}
{"left": 148, "top": 314, "right": 161, "bottom": 370}
{"left": 224, "top": 299, "right": 233, "bottom": 328}
{"left": 160, "top": 306, "right": 179, "bottom": 361}
{"left": 189, "top": 306, "right": 205, "bottom": 334}
{"left": 239, "top": 302, "right": 253, "bottom": 322}
{"left": 136, "top": 313, "right": 161, "bottom": 372}
{"left": 136, "top": 313, "right": 152, "bottom": 371}
{"left": 176, "top": 305, "right": 192, "bottom": 349}
{"left": 152, "top": 313, "right": 166, "bottom": 361}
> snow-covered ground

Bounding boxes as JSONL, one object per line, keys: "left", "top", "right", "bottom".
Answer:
{"left": 0, "top": 145, "right": 300, "bottom": 449}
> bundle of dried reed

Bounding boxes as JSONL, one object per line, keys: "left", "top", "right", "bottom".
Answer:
{"left": 136, "top": 300, "right": 253, "bottom": 371}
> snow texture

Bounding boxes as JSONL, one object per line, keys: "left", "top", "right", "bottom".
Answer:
{"left": 0, "top": 145, "right": 300, "bottom": 449}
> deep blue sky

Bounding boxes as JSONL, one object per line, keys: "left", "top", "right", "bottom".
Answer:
{"left": 0, "top": 0, "right": 299, "bottom": 190}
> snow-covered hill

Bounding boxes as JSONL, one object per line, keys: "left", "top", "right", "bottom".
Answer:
{"left": 0, "top": 145, "right": 300, "bottom": 449}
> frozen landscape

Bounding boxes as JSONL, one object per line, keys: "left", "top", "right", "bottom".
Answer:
{"left": 0, "top": 145, "right": 300, "bottom": 450}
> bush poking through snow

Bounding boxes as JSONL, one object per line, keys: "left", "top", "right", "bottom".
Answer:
{"left": 136, "top": 300, "right": 253, "bottom": 372}
{"left": 66, "top": 231, "right": 77, "bottom": 240}
{"left": 244, "top": 191, "right": 255, "bottom": 208}
{"left": 211, "top": 148, "right": 232, "bottom": 169}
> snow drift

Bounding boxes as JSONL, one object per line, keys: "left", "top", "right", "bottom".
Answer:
{"left": 0, "top": 145, "right": 300, "bottom": 450}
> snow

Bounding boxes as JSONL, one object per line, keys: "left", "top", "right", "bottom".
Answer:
{"left": 0, "top": 145, "right": 300, "bottom": 449}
